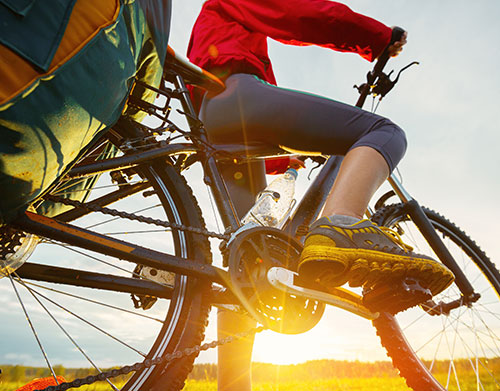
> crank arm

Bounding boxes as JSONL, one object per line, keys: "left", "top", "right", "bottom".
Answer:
{"left": 267, "top": 267, "right": 379, "bottom": 320}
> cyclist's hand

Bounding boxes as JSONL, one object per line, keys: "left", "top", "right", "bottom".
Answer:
{"left": 387, "top": 28, "right": 407, "bottom": 57}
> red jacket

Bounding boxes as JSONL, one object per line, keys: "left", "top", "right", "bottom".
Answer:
{"left": 187, "top": 0, "right": 392, "bottom": 84}
{"left": 187, "top": 0, "right": 392, "bottom": 174}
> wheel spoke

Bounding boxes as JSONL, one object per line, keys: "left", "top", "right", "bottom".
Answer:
{"left": 49, "top": 241, "right": 174, "bottom": 289}
{"left": 52, "top": 176, "right": 96, "bottom": 195}
{"left": 451, "top": 310, "right": 497, "bottom": 389}
{"left": 53, "top": 180, "right": 145, "bottom": 195}
{"left": 103, "top": 229, "right": 172, "bottom": 236}
{"left": 412, "top": 320, "right": 447, "bottom": 355}
{"left": 428, "top": 321, "right": 445, "bottom": 373}
{"left": 470, "top": 305, "right": 500, "bottom": 356}
{"left": 6, "top": 272, "right": 59, "bottom": 384}
{"left": 22, "top": 280, "right": 164, "bottom": 323}
{"left": 13, "top": 275, "right": 121, "bottom": 390}
{"left": 401, "top": 301, "right": 442, "bottom": 331}
{"left": 15, "top": 274, "right": 147, "bottom": 357}
{"left": 442, "top": 311, "right": 461, "bottom": 390}
{"left": 474, "top": 305, "right": 500, "bottom": 321}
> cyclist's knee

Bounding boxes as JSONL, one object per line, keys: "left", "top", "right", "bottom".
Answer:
{"left": 390, "top": 120, "right": 407, "bottom": 157}
{"left": 362, "top": 117, "right": 407, "bottom": 171}
{"left": 383, "top": 119, "right": 407, "bottom": 170}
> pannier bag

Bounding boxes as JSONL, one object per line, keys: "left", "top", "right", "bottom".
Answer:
{"left": 0, "top": 0, "right": 171, "bottom": 223}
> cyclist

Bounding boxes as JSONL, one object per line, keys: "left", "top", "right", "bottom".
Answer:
{"left": 187, "top": 1, "right": 455, "bottom": 390}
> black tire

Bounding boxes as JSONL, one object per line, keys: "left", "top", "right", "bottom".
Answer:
{"left": 2, "top": 147, "right": 212, "bottom": 390}
{"left": 372, "top": 204, "right": 500, "bottom": 391}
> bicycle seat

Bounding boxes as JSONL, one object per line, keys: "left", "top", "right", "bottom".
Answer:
{"left": 164, "top": 46, "right": 225, "bottom": 93}
{"left": 212, "top": 142, "right": 290, "bottom": 161}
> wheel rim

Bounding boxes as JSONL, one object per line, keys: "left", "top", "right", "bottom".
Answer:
{"left": 125, "top": 167, "right": 190, "bottom": 391}
{"left": 379, "top": 209, "right": 500, "bottom": 390}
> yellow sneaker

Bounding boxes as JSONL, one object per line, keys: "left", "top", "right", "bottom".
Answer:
{"left": 298, "top": 217, "right": 454, "bottom": 296}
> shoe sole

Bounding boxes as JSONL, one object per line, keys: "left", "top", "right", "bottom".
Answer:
{"left": 298, "top": 244, "right": 455, "bottom": 296}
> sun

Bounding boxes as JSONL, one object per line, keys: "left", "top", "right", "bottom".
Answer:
{"left": 251, "top": 307, "right": 389, "bottom": 365}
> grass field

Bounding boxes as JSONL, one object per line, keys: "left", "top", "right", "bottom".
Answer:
{"left": 3, "top": 359, "right": 499, "bottom": 390}
{"left": 4, "top": 377, "right": 500, "bottom": 391}
{"left": 2, "top": 378, "right": 412, "bottom": 391}
{"left": 182, "top": 378, "right": 413, "bottom": 391}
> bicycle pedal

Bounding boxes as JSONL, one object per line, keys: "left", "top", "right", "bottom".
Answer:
{"left": 362, "top": 278, "right": 432, "bottom": 315}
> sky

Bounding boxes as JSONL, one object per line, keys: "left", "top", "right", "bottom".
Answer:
{"left": 168, "top": 0, "right": 500, "bottom": 364}
{"left": 3, "top": 0, "right": 500, "bottom": 371}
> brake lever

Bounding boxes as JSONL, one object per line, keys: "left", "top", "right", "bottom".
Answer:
{"left": 371, "top": 61, "right": 420, "bottom": 98}
{"left": 354, "top": 61, "right": 419, "bottom": 100}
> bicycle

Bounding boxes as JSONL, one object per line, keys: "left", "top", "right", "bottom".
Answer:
{"left": 2, "top": 40, "right": 499, "bottom": 391}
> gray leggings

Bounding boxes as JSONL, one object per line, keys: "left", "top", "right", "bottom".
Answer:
{"left": 200, "top": 73, "right": 407, "bottom": 173}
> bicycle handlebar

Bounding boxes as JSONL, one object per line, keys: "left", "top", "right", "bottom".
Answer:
{"left": 355, "top": 26, "right": 406, "bottom": 108}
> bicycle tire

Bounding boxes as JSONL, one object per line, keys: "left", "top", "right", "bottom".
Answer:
{"left": 125, "top": 161, "right": 212, "bottom": 391}
{"left": 371, "top": 203, "right": 500, "bottom": 391}
{"left": 2, "top": 142, "right": 212, "bottom": 390}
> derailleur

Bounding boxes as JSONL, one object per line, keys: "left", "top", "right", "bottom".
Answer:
{"left": 131, "top": 264, "right": 175, "bottom": 310}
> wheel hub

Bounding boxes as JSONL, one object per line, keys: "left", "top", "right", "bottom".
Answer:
{"left": 227, "top": 226, "right": 324, "bottom": 334}
{"left": 0, "top": 225, "right": 38, "bottom": 278}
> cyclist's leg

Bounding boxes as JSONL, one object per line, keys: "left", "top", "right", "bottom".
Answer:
{"left": 201, "top": 73, "right": 405, "bottom": 173}
{"left": 322, "top": 146, "right": 389, "bottom": 219}
{"left": 200, "top": 73, "right": 405, "bottom": 222}
{"left": 200, "top": 73, "right": 453, "bottom": 296}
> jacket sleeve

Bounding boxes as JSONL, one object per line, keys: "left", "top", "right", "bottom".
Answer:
{"left": 216, "top": 0, "right": 392, "bottom": 61}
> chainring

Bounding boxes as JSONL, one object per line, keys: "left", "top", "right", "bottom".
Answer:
{"left": 227, "top": 226, "right": 324, "bottom": 334}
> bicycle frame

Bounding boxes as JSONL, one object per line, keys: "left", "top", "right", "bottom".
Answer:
{"left": 173, "top": 61, "right": 477, "bottom": 301}
{"left": 11, "top": 48, "right": 477, "bottom": 310}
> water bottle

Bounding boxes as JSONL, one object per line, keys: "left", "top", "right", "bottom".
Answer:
{"left": 241, "top": 168, "right": 298, "bottom": 229}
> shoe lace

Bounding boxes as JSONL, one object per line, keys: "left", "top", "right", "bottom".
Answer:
{"left": 378, "top": 226, "right": 414, "bottom": 253}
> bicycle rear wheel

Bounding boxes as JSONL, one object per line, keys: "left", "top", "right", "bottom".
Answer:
{"left": 372, "top": 204, "right": 500, "bottom": 391}
{"left": 1, "top": 138, "right": 212, "bottom": 390}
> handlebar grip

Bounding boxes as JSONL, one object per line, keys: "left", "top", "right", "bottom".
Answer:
{"left": 379, "top": 26, "right": 406, "bottom": 62}
{"left": 390, "top": 26, "right": 406, "bottom": 45}
{"left": 371, "top": 26, "right": 406, "bottom": 79}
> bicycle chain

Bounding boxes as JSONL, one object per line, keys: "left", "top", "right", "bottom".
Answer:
{"left": 36, "top": 194, "right": 249, "bottom": 389}
{"left": 38, "top": 326, "right": 265, "bottom": 391}
{"left": 45, "top": 195, "right": 230, "bottom": 240}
